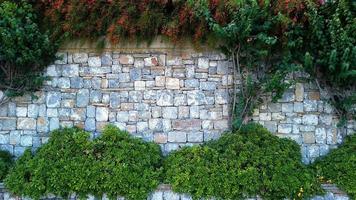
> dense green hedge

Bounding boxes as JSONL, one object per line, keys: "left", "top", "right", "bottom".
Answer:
{"left": 164, "top": 124, "right": 323, "bottom": 200}
{"left": 312, "top": 134, "right": 356, "bottom": 199}
{"left": 4, "top": 126, "right": 163, "bottom": 200}
{"left": 0, "top": 150, "right": 13, "bottom": 181}
{"left": 0, "top": 0, "right": 57, "bottom": 99}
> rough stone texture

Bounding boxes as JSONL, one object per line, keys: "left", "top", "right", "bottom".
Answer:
{"left": 0, "top": 183, "right": 349, "bottom": 200}
{"left": 0, "top": 46, "right": 354, "bottom": 170}
{"left": 254, "top": 72, "right": 355, "bottom": 164}
{"left": 0, "top": 50, "right": 231, "bottom": 155}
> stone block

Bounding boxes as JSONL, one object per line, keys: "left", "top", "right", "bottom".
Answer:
{"left": 73, "top": 53, "right": 88, "bottom": 63}
{"left": 259, "top": 113, "right": 271, "bottom": 121}
{"left": 119, "top": 55, "right": 134, "bottom": 64}
{"left": 214, "top": 120, "right": 229, "bottom": 130}
{"left": 10, "top": 131, "right": 21, "bottom": 145}
{"left": 315, "top": 128, "right": 326, "bottom": 144}
{"left": 162, "top": 107, "right": 178, "bottom": 119}
{"left": 37, "top": 117, "right": 49, "bottom": 132}
{"left": 166, "top": 78, "right": 180, "bottom": 89}
{"left": 17, "top": 118, "right": 36, "bottom": 130}
{"left": 154, "top": 133, "right": 167, "bottom": 144}
{"left": 76, "top": 89, "right": 89, "bottom": 107}
{"left": 184, "top": 79, "right": 199, "bottom": 88}
{"left": 134, "top": 81, "right": 146, "bottom": 90}
{"left": 62, "top": 64, "right": 79, "bottom": 77}
{"left": 200, "top": 82, "right": 216, "bottom": 91}
{"left": 187, "top": 132, "right": 203, "bottom": 142}
{"left": 302, "top": 115, "right": 318, "bottom": 125}
{"left": 281, "top": 103, "right": 294, "bottom": 113}
{"left": 46, "top": 92, "right": 61, "bottom": 108}
{"left": 20, "top": 135, "right": 32, "bottom": 147}
{"left": 303, "top": 132, "right": 315, "bottom": 144}
{"left": 295, "top": 83, "right": 304, "bottom": 101}
{"left": 27, "top": 104, "right": 39, "bottom": 118}
{"left": 278, "top": 124, "right": 292, "bottom": 134}
{"left": 173, "top": 119, "right": 201, "bottom": 131}
{"left": 49, "top": 118, "right": 60, "bottom": 131}
{"left": 174, "top": 94, "right": 186, "bottom": 106}
{"left": 304, "top": 100, "right": 318, "bottom": 112}
{"left": 168, "top": 132, "right": 187, "bottom": 143}
{"left": 217, "top": 61, "right": 230, "bottom": 74}
{"left": 16, "top": 107, "right": 27, "bottom": 117}
{"left": 88, "top": 56, "right": 101, "bottom": 67}
{"left": 294, "top": 102, "right": 304, "bottom": 113}
{"left": 197, "top": 58, "right": 209, "bottom": 69}
{"left": 137, "top": 122, "right": 149, "bottom": 132}
{"left": 157, "top": 91, "right": 174, "bottom": 106}
{"left": 130, "top": 68, "right": 141, "bottom": 81}
{"left": 96, "top": 107, "right": 109, "bottom": 122}
{"left": 187, "top": 90, "right": 207, "bottom": 106}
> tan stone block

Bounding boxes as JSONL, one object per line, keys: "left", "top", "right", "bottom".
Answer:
{"left": 303, "top": 132, "right": 315, "bottom": 144}
{"left": 119, "top": 55, "right": 134, "bottom": 64}
{"left": 172, "top": 119, "right": 201, "bottom": 130}
{"left": 309, "top": 91, "right": 320, "bottom": 100}
{"left": 154, "top": 133, "right": 167, "bottom": 144}
{"left": 166, "top": 77, "right": 180, "bottom": 89}
{"left": 121, "top": 103, "right": 134, "bottom": 110}
{"left": 155, "top": 76, "right": 165, "bottom": 87}
{"left": 134, "top": 81, "right": 146, "bottom": 90}
{"left": 295, "top": 83, "right": 304, "bottom": 101}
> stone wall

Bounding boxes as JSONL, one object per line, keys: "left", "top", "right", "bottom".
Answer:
{"left": 0, "top": 184, "right": 350, "bottom": 200}
{"left": 0, "top": 43, "right": 232, "bottom": 157}
{"left": 253, "top": 72, "right": 355, "bottom": 163}
{"left": 0, "top": 42, "right": 354, "bottom": 163}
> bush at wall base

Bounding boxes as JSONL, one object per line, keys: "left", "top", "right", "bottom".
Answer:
{"left": 312, "top": 134, "right": 356, "bottom": 199}
{"left": 164, "top": 123, "right": 323, "bottom": 200}
{"left": 0, "top": 150, "right": 13, "bottom": 181}
{"left": 4, "top": 126, "right": 163, "bottom": 200}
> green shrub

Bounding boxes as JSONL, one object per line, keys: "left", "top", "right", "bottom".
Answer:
{"left": 312, "top": 134, "right": 356, "bottom": 199}
{"left": 0, "top": 0, "right": 57, "bottom": 98}
{"left": 0, "top": 149, "right": 13, "bottom": 181}
{"left": 5, "top": 126, "right": 163, "bottom": 200}
{"left": 164, "top": 123, "right": 322, "bottom": 200}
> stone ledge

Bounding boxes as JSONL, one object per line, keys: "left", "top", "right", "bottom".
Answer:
{"left": 0, "top": 183, "right": 350, "bottom": 200}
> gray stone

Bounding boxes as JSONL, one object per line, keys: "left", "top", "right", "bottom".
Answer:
{"left": 17, "top": 118, "right": 36, "bottom": 130}
{"left": 46, "top": 65, "right": 60, "bottom": 77}
{"left": 10, "top": 130, "right": 21, "bottom": 145}
{"left": 58, "top": 108, "right": 71, "bottom": 119}
{"left": 101, "top": 53, "right": 112, "bottom": 66}
{"left": 294, "top": 102, "right": 304, "bottom": 113}
{"left": 14, "top": 146, "right": 26, "bottom": 157}
{"left": 187, "top": 132, "right": 203, "bottom": 142}
{"left": 264, "top": 121, "right": 277, "bottom": 132}
{"left": 46, "top": 92, "right": 61, "bottom": 108}
{"left": 85, "top": 118, "right": 96, "bottom": 131}
{"left": 130, "top": 68, "right": 142, "bottom": 81}
{"left": 73, "top": 53, "right": 88, "bottom": 63}
{"left": 304, "top": 100, "right": 318, "bottom": 112}
{"left": 49, "top": 118, "right": 60, "bottom": 131}
{"left": 215, "top": 90, "right": 228, "bottom": 104}
{"left": 187, "top": 90, "right": 207, "bottom": 105}
{"left": 200, "top": 82, "right": 216, "bottom": 91}
{"left": 90, "top": 90, "right": 103, "bottom": 103}
{"left": 302, "top": 115, "right": 318, "bottom": 125}
{"left": 117, "top": 111, "right": 129, "bottom": 122}
{"left": 16, "top": 107, "right": 27, "bottom": 117}
{"left": 157, "top": 91, "right": 174, "bottom": 106}
{"left": 8, "top": 102, "right": 16, "bottom": 117}
{"left": 315, "top": 128, "right": 326, "bottom": 144}
{"left": 281, "top": 103, "right": 294, "bottom": 113}
{"left": 129, "top": 91, "right": 143, "bottom": 102}
{"left": 71, "top": 109, "right": 86, "bottom": 121}
{"left": 88, "top": 56, "right": 102, "bottom": 67}
{"left": 110, "top": 93, "right": 120, "bottom": 107}
{"left": 77, "top": 89, "right": 90, "bottom": 107}
{"left": 149, "top": 119, "right": 163, "bottom": 131}
{"left": 185, "top": 79, "right": 199, "bottom": 88}
{"left": 174, "top": 94, "right": 186, "bottom": 106}
{"left": 20, "top": 135, "right": 32, "bottom": 147}
{"left": 96, "top": 107, "right": 109, "bottom": 122}
{"left": 217, "top": 61, "right": 230, "bottom": 74}
{"left": 278, "top": 124, "right": 292, "bottom": 134}
{"left": 168, "top": 131, "right": 187, "bottom": 143}
{"left": 137, "top": 122, "right": 149, "bottom": 132}
{"left": 70, "top": 77, "right": 83, "bottom": 89}
{"left": 162, "top": 107, "right": 178, "bottom": 119}
{"left": 62, "top": 64, "right": 79, "bottom": 77}
{"left": 204, "top": 130, "right": 221, "bottom": 141}
{"left": 57, "top": 77, "right": 71, "bottom": 88}
{"left": 278, "top": 92, "right": 295, "bottom": 102}
{"left": 46, "top": 108, "right": 58, "bottom": 118}
{"left": 27, "top": 104, "right": 39, "bottom": 118}
{"left": 0, "top": 133, "right": 9, "bottom": 144}
{"left": 86, "top": 106, "right": 96, "bottom": 118}
{"left": 197, "top": 58, "right": 209, "bottom": 69}
{"left": 0, "top": 119, "right": 16, "bottom": 131}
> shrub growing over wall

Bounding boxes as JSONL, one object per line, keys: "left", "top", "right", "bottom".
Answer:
{"left": 4, "top": 126, "right": 163, "bottom": 200}
{"left": 312, "top": 134, "right": 356, "bottom": 199}
{"left": 164, "top": 123, "right": 322, "bottom": 200}
{"left": 0, "top": 150, "right": 13, "bottom": 181}
{"left": 0, "top": 0, "right": 57, "bottom": 103}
